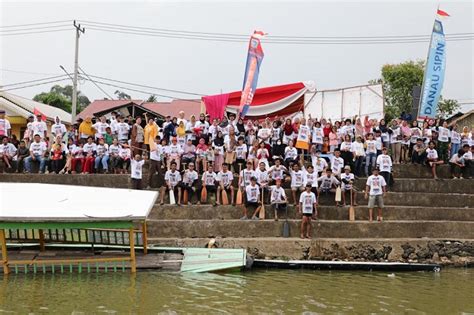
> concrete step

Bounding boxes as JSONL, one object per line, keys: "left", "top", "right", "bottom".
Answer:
{"left": 147, "top": 237, "right": 474, "bottom": 265}
{"left": 353, "top": 178, "right": 474, "bottom": 194}
{"left": 154, "top": 191, "right": 473, "bottom": 208}
{"left": 150, "top": 205, "right": 474, "bottom": 221}
{"left": 146, "top": 219, "right": 474, "bottom": 239}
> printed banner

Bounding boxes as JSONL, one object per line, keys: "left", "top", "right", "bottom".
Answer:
{"left": 237, "top": 31, "right": 265, "bottom": 118}
{"left": 418, "top": 19, "right": 446, "bottom": 120}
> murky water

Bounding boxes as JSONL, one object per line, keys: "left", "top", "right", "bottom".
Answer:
{"left": 1, "top": 269, "right": 473, "bottom": 314}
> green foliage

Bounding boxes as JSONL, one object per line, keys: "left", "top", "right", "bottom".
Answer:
{"left": 114, "top": 90, "right": 131, "bottom": 100}
{"left": 146, "top": 94, "right": 157, "bottom": 102}
{"left": 33, "top": 84, "right": 90, "bottom": 115}
{"left": 437, "top": 98, "right": 460, "bottom": 118}
{"left": 371, "top": 60, "right": 425, "bottom": 121}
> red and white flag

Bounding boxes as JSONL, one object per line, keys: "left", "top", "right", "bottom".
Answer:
{"left": 33, "top": 108, "right": 46, "bottom": 121}
{"left": 437, "top": 9, "right": 450, "bottom": 18}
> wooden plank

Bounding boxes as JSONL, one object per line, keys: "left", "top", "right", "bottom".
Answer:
{"left": 129, "top": 227, "right": 136, "bottom": 273}
{"left": 0, "top": 229, "right": 9, "bottom": 274}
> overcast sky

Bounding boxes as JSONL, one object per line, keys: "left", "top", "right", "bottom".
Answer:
{"left": 1, "top": 0, "right": 473, "bottom": 111}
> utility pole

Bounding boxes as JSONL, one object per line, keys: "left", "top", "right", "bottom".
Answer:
{"left": 72, "top": 20, "right": 85, "bottom": 124}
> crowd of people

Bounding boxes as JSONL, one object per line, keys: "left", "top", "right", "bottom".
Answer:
{"left": 0, "top": 109, "right": 473, "bottom": 231}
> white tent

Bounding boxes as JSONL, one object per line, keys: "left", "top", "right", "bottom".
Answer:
{"left": 304, "top": 84, "right": 385, "bottom": 120}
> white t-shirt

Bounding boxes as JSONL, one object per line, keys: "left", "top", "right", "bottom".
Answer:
{"left": 257, "top": 128, "right": 271, "bottom": 143}
{"left": 255, "top": 169, "right": 269, "bottom": 185}
{"left": 149, "top": 144, "right": 162, "bottom": 161}
{"left": 438, "top": 127, "right": 450, "bottom": 143}
{"left": 365, "top": 140, "right": 377, "bottom": 154}
{"left": 290, "top": 170, "right": 304, "bottom": 187}
{"left": 83, "top": 143, "right": 97, "bottom": 155}
{"left": 235, "top": 144, "right": 248, "bottom": 159}
{"left": 312, "top": 157, "right": 328, "bottom": 174}
{"left": 0, "top": 143, "right": 17, "bottom": 156}
{"left": 351, "top": 142, "right": 365, "bottom": 157}
{"left": 340, "top": 173, "right": 355, "bottom": 190}
{"left": 318, "top": 174, "right": 340, "bottom": 190}
{"left": 117, "top": 122, "right": 130, "bottom": 141}
{"left": 376, "top": 154, "right": 392, "bottom": 173}
{"left": 217, "top": 171, "right": 234, "bottom": 187}
{"left": 285, "top": 147, "right": 298, "bottom": 160}
{"left": 51, "top": 123, "right": 67, "bottom": 138}
{"left": 0, "top": 118, "right": 11, "bottom": 136}
{"left": 426, "top": 148, "right": 438, "bottom": 160}
{"left": 245, "top": 184, "right": 260, "bottom": 202}
{"left": 240, "top": 169, "right": 256, "bottom": 187}
{"left": 270, "top": 186, "right": 286, "bottom": 203}
{"left": 269, "top": 165, "right": 287, "bottom": 180}
{"left": 131, "top": 159, "right": 145, "bottom": 179}
{"left": 299, "top": 191, "right": 317, "bottom": 214}
{"left": 32, "top": 121, "right": 47, "bottom": 138}
{"left": 94, "top": 122, "right": 109, "bottom": 138}
{"left": 303, "top": 170, "right": 318, "bottom": 188}
{"left": 183, "top": 170, "right": 199, "bottom": 185}
{"left": 119, "top": 147, "right": 131, "bottom": 159}
{"left": 96, "top": 144, "right": 109, "bottom": 156}
{"left": 366, "top": 175, "right": 386, "bottom": 196}
{"left": 202, "top": 171, "right": 216, "bottom": 186}
{"left": 108, "top": 144, "right": 121, "bottom": 156}
{"left": 29, "top": 141, "right": 47, "bottom": 156}
{"left": 451, "top": 131, "right": 460, "bottom": 144}
{"left": 331, "top": 156, "right": 344, "bottom": 175}
{"left": 164, "top": 170, "right": 182, "bottom": 187}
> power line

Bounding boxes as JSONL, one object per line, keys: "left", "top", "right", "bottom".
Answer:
{"left": 0, "top": 78, "right": 71, "bottom": 91}
{"left": 0, "top": 28, "right": 72, "bottom": 36}
{"left": 0, "top": 68, "right": 64, "bottom": 76}
{"left": 82, "top": 78, "right": 201, "bottom": 102}
{"left": 84, "top": 25, "right": 474, "bottom": 44}
{"left": 78, "top": 66, "right": 115, "bottom": 100}
{"left": 0, "top": 74, "right": 70, "bottom": 87}
{"left": 0, "top": 20, "right": 72, "bottom": 28}
{"left": 0, "top": 24, "right": 71, "bottom": 33}
{"left": 85, "top": 73, "right": 204, "bottom": 96}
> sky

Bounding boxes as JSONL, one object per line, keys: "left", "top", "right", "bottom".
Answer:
{"left": 1, "top": 0, "right": 473, "bottom": 112}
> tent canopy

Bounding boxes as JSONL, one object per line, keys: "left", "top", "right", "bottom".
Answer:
{"left": 203, "top": 82, "right": 315, "bottom": 120}
{"left": 0, "top": 183, "right": 157, "bottom": 223}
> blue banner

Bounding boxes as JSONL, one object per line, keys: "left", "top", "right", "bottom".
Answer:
{"left": 238, "top": 33, "right": 264, "bottom": 118}
{"left": 418, "top": 19, "right": 446, "bottom": 120}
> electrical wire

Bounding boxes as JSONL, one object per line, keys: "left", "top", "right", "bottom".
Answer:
{"left": 0, "top": 68, "right": 64, "bottom": 76}
{"left": 0, "top": 78, "right": 71, "bottom": 91}
{"left": 78, "top": 66, "right": 115, "bottom": 100}
{"left": 0, "top": 74, "right": 70, "bottom": 87}
{"left": 0, "top": 28, "right": 72, "bottom": 36}
{"left": 0, "top": 20, "right": 72, "bottom": 28}
{"left": 0, "top": 24, "right": 72, "bottom": 33}
{"left": 84, "top": 73, "right": 204, "bottom": 96}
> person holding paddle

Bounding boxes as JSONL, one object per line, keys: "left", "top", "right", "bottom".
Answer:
{"left": 217, "top": 163, "right": 235, "bottom": 206}
{"left": 299, "top": 183, "right": 318, "bottom": 239}
{"left": 199, "top": 162, "right": 218, "bottom": 205}
{"left": 180, "top": 163, "right": 199, "bottom": 205}
{"left": 160, "top": 161, "right": 182, "bottom": 206}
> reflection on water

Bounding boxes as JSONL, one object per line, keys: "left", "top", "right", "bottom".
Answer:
{"left": 1, "top": 269, "right": 473, "bottom": 313}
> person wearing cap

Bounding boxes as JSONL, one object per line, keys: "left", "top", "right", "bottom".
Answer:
{"left": 365, "top": 167, "right": 387, "bottom": 222}
{"left": 32, "top": 114, "right": 48, "bottom": 139}
{"left": 270, "top": 178, "right": 287, "bottom": 221}
{"left": 268, "top": 157, "right": 287, "bottom": 185}
{"left": 376, "top": 147, "right": 393, "bottom": 189}
{"left": 299, "top": 183, "right": 318, "bottom": 239}
{"left": 0, "top": 110, "right": 12, "bottom": 138}
{"left": 242, "top": 176, "right": 262, "bottom": 220}
{"left": 341, "top": 165, "right": 357, "bottom": 206}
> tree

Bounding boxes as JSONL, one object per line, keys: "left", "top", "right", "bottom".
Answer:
{"left": 437, "top": 98, "right": 460, "bottom": 118}
{"left": 146, "top": 94, "right": 157, "bottom": 102}
{"left": 114, "top": 90, "right": 131, "bottom": 100}
{"left": 371, "top": 60, "right": 425, "bottom": 121}
{"left": 33, "top": 84, "right": 90, "bottom": 115}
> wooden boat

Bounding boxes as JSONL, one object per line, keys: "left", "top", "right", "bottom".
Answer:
{"left": 253, "top": 259, "right": 441, "bottom": 272}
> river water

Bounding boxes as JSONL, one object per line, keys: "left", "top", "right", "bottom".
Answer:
{"left": 1, "top": 269, "right": 473, "bottom": 314}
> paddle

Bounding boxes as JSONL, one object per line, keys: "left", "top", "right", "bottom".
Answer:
{"left": 201, "top": 184, "right": 207, "bottom": 203}
{"left": 335, "top": 185, "right": 342, "bottom": 203}
{"left": 236, "top": 187, "right": 243, "bottom": 205}
{"left": 169, "top": 186, "right": 176, "bottom": 205}
{"left": 349, "top": 187, "right": 355, "bottom": 221}
{"left": 183, "top": 189, "right": 188, "bottom": 204}
{"left": 282, "top": 203, "right": 290, "bottom": 237}
{"left": 222, "top": 188, "right": 229, "bottom": 205}
{"left": 259, "top": 187, "right": 266, "bottom": 219}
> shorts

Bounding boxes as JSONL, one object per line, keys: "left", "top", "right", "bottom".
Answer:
{"left": 245, "top": 201, "right": 260, "bottom": 208}
{"left": 368, "top": 195, "right": 384, "bottom": 208}
{"left": 302, "top": 213, "right": 313, "bottom": 217}
{"left": 291, "top": 186, "right": 304, "bottom": 191}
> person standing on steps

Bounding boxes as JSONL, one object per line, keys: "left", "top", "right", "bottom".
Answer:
{"left": 365, "top": 167, "right": 387, "bottom": 222}
{"left": 270, "top": 178, "right": 287, "bottom": 221}
{"left": 241, "top": 177, "right": 262, "bottom": 220}
{"left": 299, "top": 183, "right": 318, "bottom": 239}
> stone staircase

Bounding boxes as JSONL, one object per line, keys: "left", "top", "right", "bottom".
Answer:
{"left": 1, "top": 164, "right": 473, "bottom": 266}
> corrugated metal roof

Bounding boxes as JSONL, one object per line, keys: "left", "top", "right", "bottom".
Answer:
{"left": 142, "top": 99, "right": 201, "bottom": 118}
{"left": 0, "top": 91, "right": 71, "bottom": 123}
{"left": 76, "top": 99, "right": 144, "bottom": 120}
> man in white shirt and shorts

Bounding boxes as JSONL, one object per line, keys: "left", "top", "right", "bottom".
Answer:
{"left": 365, "top": 167, "right": 387, "bottom": 222}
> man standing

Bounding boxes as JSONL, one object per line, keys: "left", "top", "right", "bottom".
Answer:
{"left": 51, "top": 116, "right": 67, "bottom": 140}
{"left": 299, "top": 184, "right": 318, "bottom": 239}
{"left": 365, "top": 167, "right": 387, "bottom": 222}
{"left": 376, "top": 147, "right": 393, "bottom": 189}
{"left": 0, "top": 110, "right": 12, "bottom": 138}
{"left": 32, "top": 114, "right": 48, "bottom": 140}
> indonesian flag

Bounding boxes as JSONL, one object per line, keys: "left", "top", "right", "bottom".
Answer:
{"left": 33, "top": 108, "right": 46, "bottom": 121}
{"left": 437, "top": 9, "right": 450, "bottom": 18}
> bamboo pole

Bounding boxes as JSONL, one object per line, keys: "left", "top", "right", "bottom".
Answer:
{"left": 39, "top": 229, "right": 45, "bottom": 252}
{"left": 129, "top": 227, "right": 136, "bottom": 273}
{"left": 142, "top": 221, "right": 148, "bottom": 255}
{"left": 0, "top": 229, "right": 9, "bottom": 275}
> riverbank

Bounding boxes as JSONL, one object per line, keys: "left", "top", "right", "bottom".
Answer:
{"left": 1, "top": 164, "right": 473, "bottom": 267}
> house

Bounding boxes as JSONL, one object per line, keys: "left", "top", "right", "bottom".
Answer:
{"left": 0, "top": 91, "right": 71, "bottom": 138}
{"left": 448, "top": 110, "right": 474, "bottom": 128}
{"left": 77, "top": 99, "right": 202, "bottom": 122}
